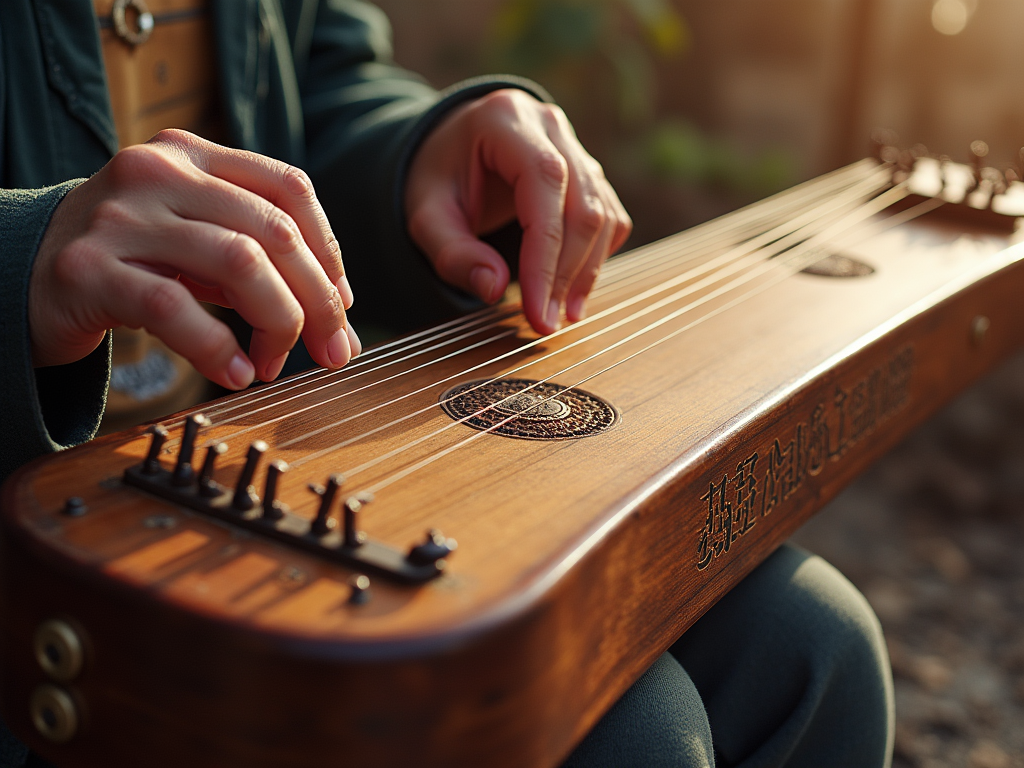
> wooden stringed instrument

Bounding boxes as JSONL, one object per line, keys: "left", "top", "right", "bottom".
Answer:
{"left": 2, "top": 155, "right": 1023, "bottom": 768}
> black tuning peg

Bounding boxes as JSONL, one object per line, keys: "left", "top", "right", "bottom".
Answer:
{"left": 309, "top": 474, "right": 343, "bottom": 536}
{"left": 343, "top": 494, "right": 372, "bottom": 549}
{"left": 142, "top": 425, "right": 169, "bottom": 475}
{"left": 198, "top": 442, "right": 227, "bottom": 498}
{"left": 173, "top": 414, "right": 210, "bottom": 487}
{"left": 262, "top": 460, "right": 287, "bottom": 521}
{"left": 407, "top": 529, "right": 457, "bottom": 566}
{"left": 232, "top": 441, "right": 267, "bottom": 511}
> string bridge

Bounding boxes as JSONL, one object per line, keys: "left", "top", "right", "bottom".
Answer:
{"left": 121, "top": 419, "right": 452, "bottom": 585}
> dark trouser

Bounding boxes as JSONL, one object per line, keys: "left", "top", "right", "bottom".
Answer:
{"left": 563, "top": 544, "right": 894, "bottom": 768}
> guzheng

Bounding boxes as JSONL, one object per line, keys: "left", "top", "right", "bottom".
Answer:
{"left": 3, "top": 154, "right": 1023, "bottom": 768}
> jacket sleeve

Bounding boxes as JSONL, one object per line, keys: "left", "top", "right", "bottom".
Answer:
{"left": 291, "top": 0, "right": 551, "bottom": 333}
{"left": 0, "top": 182, "right": 110, "bottom": 482}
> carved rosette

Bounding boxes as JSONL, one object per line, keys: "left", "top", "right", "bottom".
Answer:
{"left": 439, "top": 379, "right": 619, "bottom": 440}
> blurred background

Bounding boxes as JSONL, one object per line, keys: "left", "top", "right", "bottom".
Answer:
{"left": 373, "top": 1, "right": 1024, "bottom": 766}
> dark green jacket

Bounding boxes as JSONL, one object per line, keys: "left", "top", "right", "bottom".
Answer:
{"left": 0, "top": 0, "right": 545, "bottom": 488}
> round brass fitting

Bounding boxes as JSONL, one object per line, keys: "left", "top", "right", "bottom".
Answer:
{"left": 30, "top": 685, "right": 78, "bottom": 743}
{"left": 34, "top": 620, "right": 84, "bottom": 682}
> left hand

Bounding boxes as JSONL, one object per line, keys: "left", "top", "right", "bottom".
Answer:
{"left": 405, "top": 89, "right": 632, "bottom": 335}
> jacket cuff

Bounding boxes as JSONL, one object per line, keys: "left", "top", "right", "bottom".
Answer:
{"left": 0, "top": 180, "right": 111, "bottom": 481}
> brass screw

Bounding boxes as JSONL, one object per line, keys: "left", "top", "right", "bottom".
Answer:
{"left": 30, "top": 685, "right": 78, "bottom": 743}
{"left": 33, "top": 620, "right": 84, "bottom": 682}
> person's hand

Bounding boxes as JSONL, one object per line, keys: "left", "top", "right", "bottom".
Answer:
{"left": 404, "top": 89, "right": 632, "bottom": 335}
{"left": 29, "top": 129, "right": 360, "bottom": 389}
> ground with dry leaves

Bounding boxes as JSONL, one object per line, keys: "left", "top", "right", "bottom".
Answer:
{"left": 793, "top": 351, "right": 1024, "bottom": 768}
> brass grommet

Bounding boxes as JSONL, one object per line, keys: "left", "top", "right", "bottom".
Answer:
{"left": 34, "top": 620, "right": 84, "bottom": 682}
{"left": 30, "top": 685, "right": 78, "bottom": 744}
{"left": 112, "top": 0, "right": 154, "bottom": 46}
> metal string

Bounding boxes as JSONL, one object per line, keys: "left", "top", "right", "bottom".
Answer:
{"left": 290, "top": 182, "right": 911, "bottom": 477}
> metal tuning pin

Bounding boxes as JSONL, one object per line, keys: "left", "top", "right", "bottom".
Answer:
{"left": 198, "top": 442, "right": 228, "bottom": 498}
{"left": 172, "top": 414, "right": 209, "bottom": 487}
{"left": 348, "top": 574, "right": 371, "bottom": 605}
{"left": 343, "top": 494, "right": 371, "bottom": 549}
{"left": 968, "top": 140, "right": 989, "bottom": 193}
{"left": 309, "top": 474, "right": 343, "bottom": 536}
{"left": 262, "top": 461, "right": 287, "bottom": 521}
{"left": 232, "top": 441, "right": 268, "bottom": 511}
{"left": 142, "top": 425, "right": 169, "bottom": 475}
{"left": 407, "top": 529, "right": 457, "bottom": 567}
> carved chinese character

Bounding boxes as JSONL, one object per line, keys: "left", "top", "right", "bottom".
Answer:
{"left": 697, "top": 475, "right": 732, "bottom": 570}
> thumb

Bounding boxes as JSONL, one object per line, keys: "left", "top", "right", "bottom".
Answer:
{"left": 407, "top": 196, "right": 510, "bottom": 303}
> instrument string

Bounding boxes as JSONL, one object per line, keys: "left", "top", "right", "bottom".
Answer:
{"left": 210, "top": 172, "right": 893, "bottom": 452}
{"left": 289, "top": 182, "right": 910, "bottom": 474}
{"left": 358, "top": 185, "right": 932, "bottom": 495}
{"left": 165, "top": 161, "right": 884, "bottom": 434}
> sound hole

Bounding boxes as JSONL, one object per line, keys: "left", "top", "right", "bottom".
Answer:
{"left": 440, "top": 379, "right": 618, "bottom": 441}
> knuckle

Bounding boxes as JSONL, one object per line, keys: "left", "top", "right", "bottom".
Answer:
{"left": 535, "top": 220, "right": 564, "bottom": 250}
{"left": 90, "top": 199, "right": 135, "bottom": 230}
{"left": 141, "top": 280, "right": 187, "bottom": 324}
{"left": 108, "top": 143, "right": 178, "bottom": 185}
{"left": 313, "top": 289, "right": 344, "bottom": 326}
{"left": 267, "top": 210, "right": 301, "bottom": 250}
{"left": 535, "top": 151, "right": 568, "bottom": 188}
{"left": 222, "top": 233, "right": 266, "bottom": 280}
{"left": 149, "top": 127, "right": 194, "bottom": 147}
{"left": 477, "top": 88, "right": 520, "bottom": 117}
{"left": 577, "top": 198, "right": 606, "bottom": 235}
{"left": 281, "top": 165, "right": 314, "bottom": 198}
{"left": 552, "top": 274, "right": 572, "bottom": 299}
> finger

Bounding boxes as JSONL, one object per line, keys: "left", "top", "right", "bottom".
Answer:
{"left": 566, "top": 200, "right": 616, "bottom": 323}
{"left": 155, "top": 173, "right": 349, "bottom": 371}
{"left": 490, "top": 132, "right": 569, "bottom": 334}
{"left": 407, "top": 193, "right": 511, "bottom": 304}
{"left": 150, "top": 130, "right": 353, "bottom": 307}
{"left": 146, "top": 218, "right": 354, "bottom": 375}
{"left": 100, "top": 261, "right": 255, "bottom": 390}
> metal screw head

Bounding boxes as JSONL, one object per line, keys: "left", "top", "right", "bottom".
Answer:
{"left": 62, "top": 498, "right": 87, "bottom": 517}
{"left": 971, "top": 315, "right": 991, "bottom": 346}
{"left": 143, "top": 514, "right": 177, "bottom": 529}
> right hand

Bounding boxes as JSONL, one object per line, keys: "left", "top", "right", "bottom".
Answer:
{"left": 29, "top": 129, "right": 360, "bottom": 389}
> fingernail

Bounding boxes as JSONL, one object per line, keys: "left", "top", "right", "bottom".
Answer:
{"left": 567, "top": 295, "right": 587, "bottom": 322}
{"left": 346, "top": 323, "right": 362, "bottom": 358}
{"left": 227, "top": 353, "right": 255, "bottom": 389}
{"left": 545, "top": 298, "right": 562, "bottom": 332}
{"left": 264, "top": 352, "right": 289, "bottom": 382}
{"left": 470, "top": 266, "right": 497, "bottom": 303}
{"left": 327, "top": 327, "right": 352, "bottom": 368}
{"left": 337, "top": 275, "right": 354, "bottom": 309}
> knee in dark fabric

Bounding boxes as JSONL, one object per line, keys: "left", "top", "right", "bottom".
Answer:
{"left": 562, "top": 653, "right": 715, "bottom": 768}
{"left": 669, "top": 544, "right": 893, "bottom": 768}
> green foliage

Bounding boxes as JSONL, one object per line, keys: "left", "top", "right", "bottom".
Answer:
{"left": 492, "top": 0, "right": 687, "bottom": 125}
{"left": 490, "top": 0, "right": 794, "bottom": 199}
{"left": 645, "top": 120, "right": 797, "bottom": 195}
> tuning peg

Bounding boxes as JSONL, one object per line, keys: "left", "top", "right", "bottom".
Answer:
{"left": 343, "top": 493, "right": 372, "bottom": 549}
{"left": 967, "top": 140, "right": 989, "bottom": 192}
{"left": 309, "top": 474, "right": 343, "bottom": 536}
{"left": 173, "top": 414, "right": 210, "bottom": 487}
{"left": 262, "top": 461, "right": 287, "bottom": 521}
{"left": 198, "top": 442, "right": 227, "bottom": 498}
{"left": 142, "top": 425, "right": 169, "bottom": 475}
{"left": 407, "top": 529, "right": 457, "bottom": 566}
{"left": 232, "top": 441, "right": 267, "bottom": 511}
{"left": 348, "top": 574, "right": 371, "bottom": 605}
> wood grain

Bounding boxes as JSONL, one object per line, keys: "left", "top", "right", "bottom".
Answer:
{"left": 2, "top": 161, "right": 1023, "bottom": 767}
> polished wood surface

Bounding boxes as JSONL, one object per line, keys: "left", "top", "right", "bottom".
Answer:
{"left": 3, "top": 160, "right": 1024, "bottom": 767}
